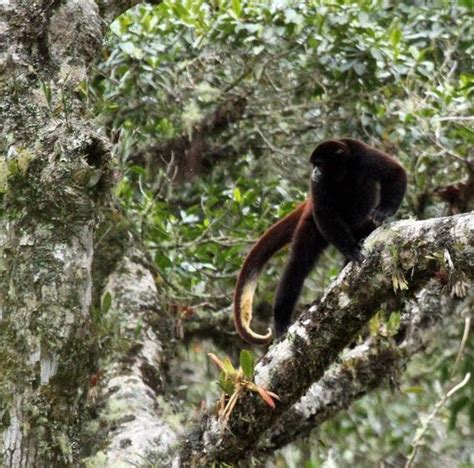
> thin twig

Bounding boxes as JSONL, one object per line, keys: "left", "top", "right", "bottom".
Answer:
{"left": 405, "top": 373, "right": 471, "bottom": 468}
{"left": 451, "top": 316, "right": 471, "bottom": 376}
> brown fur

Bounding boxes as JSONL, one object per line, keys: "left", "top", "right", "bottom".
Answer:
{"left": 234, "top": 139, "right": 407, "bottom": 345}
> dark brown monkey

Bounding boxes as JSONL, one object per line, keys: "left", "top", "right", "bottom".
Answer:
{"left": 234, "top": 139, "right": 407, "bottom": 345}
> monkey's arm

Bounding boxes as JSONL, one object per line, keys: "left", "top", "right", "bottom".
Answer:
{"left": 234, "top": 201, "right": 308, "bottom": 345}
{"left": 341, "top": 139, "right": 408, "bottom": 223}
{"left": 314, "top": 209, "right": 363, "bottom": 262}
{"left": 273, "top": 214, "right": 328, "bottom": 337}
{"left": 370, "top": 155, "right": 408, "bottom": 223}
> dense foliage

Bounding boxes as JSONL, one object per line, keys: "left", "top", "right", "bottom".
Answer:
{"left": 90, "top": 1, "right": 473, "bottom": 466}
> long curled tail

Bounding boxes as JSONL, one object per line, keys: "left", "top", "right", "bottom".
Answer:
{"left": 233, "top": 201, "right": 307, "bottom": 345}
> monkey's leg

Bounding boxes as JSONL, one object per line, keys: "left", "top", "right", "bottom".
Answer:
{"left": 354, "top": 219, "right": 377, "bottom": 243}
{"left": 314, "top": 212, "right": 362, "bottom": 262}
{"left": 342, "top": 219, "right": 377, "bottom": 267}
{"left": 273, "top": 216, "right": 328, "bottom": 338}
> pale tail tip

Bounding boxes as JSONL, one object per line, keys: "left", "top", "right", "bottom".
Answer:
{"left": 243, "top": 327, "right": 273, "bottom": 345}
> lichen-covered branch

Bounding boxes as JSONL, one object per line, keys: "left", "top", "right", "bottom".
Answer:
{"left": 131, "top": 95, "right": 249, "bottom": 178}
{"left": 258, "top": 283, "right": 470, "bottom": 453}
{"left": 179, "top": 305, "right": 234, "bottom": 340}
{"left": 83, "top": 249, "right": 178, "bottom": 467}
{"left": 98, "top": 0, "right": 163, "bottom": 25}
{"left": 175, "top": 213, "right": 473, "bottom": 466}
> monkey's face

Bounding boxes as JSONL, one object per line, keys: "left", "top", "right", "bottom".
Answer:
{"left": 311, "top": 166, "right": 323, "bottom": 183}
{"left": 309, "top": 140, "right": 350, "bottom": 180}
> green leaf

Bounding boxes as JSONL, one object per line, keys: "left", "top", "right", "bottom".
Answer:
{"left": 358, "top": 12, "right": 370, "bottom": 28}
{"left": 101, "top": 292, "right": 112, "bottom": 314}
{"left": 370, "top": 48, "right": 383, "bottom": 61}
{"left": 369, "top": 311, "right": 382, "bottom": 336}
{"left": 232, "top": 0, "right": 242, "bottom": 17}
{"left": 387, "top": 311, "right": 401, "bottom": 335}
{"left": 90, "top": 306, "right": 100, "bottom": 324}
{"left": 448, "top": 396, "right": 470, "bottom": 429}
{"left": 141, "top": 11, "right": 158, "bottom": 32}
{"left": 171, "top": 3, "right": 189, "bottom": 21}
{"left": 353, "top": 62, "right": 366, "bottom": 75}
{"left": 218, "top": 371, "right": 235, "bottom": 395}
{"left": 408, "top": 45, "right": 420, "bottom": 60}
{"left": 119, "top": 41, "right": 143, "bottom": 59}
{"left": 222, "top": 356, "right": 237, "bottom": 375}
{"left": 133, "top": 320, "right": 143, "bottom": 339}
{"left": 390, "top": 28, "right": 401, "bottom": 47}
{"left": 403, "top": 386, "right": 425, "bottom": 394}
{"left": 233, "top": 187, "right": 242, "bottom": 204}
{"left": 40, "top": 80, "right": 52, "bottom": 107}
{"left": 240, "top": 349, "right": 255, "bottom": 379}
{"left": 154, "top": 252, "right": 173, "bottom": 270}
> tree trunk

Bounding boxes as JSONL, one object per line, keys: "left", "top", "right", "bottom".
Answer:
{"left": 0, "top": 1, "right": 472, "bottom": 467}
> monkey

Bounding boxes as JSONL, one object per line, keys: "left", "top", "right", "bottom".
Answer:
{"left": 433, "top": 173, "right": 474, "bottom": 215}
{"left": 233, "top": 138, "right": 407, "bottom": 345}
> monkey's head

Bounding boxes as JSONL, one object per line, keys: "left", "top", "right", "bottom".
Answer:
{"left": 309, "top": 140, "right": 350, "bottom": 181}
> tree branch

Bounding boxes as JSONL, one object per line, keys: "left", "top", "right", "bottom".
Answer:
{"left": 173, "top": 213, "right": 473, "bottom": 465}
{"left": 130, "top": 95, "right": 248, "bottom": 178}
{"left": 258, "top": 282, "right": 471, "bottom": 454}
{"left": 84, "top": 248, "right": 179, "bottom": 466}
{"left": 98, "top": 0, "right": 163, "bottom": 25}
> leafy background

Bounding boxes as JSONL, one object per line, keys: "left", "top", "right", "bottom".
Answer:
{"left": 88, "top": 1, "right": 473, "bottom": 466}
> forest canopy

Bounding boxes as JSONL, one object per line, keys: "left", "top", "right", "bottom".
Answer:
{"left": 91, "top": 0, "right": 472, "bottom": 300}
{"left": 86, "top": 1, "right": 473, "bottom": 465}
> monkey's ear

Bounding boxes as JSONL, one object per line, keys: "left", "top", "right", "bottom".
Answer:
{"left": 309, "top": 140, "right": 349, "bottom": 165}
{"left": 335, "top": 141, "right": 350, "bottom": 155}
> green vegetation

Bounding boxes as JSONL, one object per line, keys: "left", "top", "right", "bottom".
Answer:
{"left": 90, "top": 1, "right": 473, "bottom": 465}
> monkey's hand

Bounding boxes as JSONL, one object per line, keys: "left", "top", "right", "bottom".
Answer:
{"left": 372, "top": 207, "right": 393, "bottom": 225}
{"left": 344, "top": 248, "right": 364, "bottom": 264}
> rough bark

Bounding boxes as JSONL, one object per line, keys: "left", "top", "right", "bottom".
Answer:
{"left": 0, "top": 0, "right": 158, "bottom": 465}
{"left": 83, "top": 248, "right": 178, "bottom": 467}
{"left": 258, "top": 283, "right": 470, "bottom": 453}
{"left": 1, "top": 2, "right": 473, "bottom": 467}
{"left": 175, "top": 213, "right": 473, "bottom": 466}
{"left": 1, "top": 0, "right": 106, "bottom": 465}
